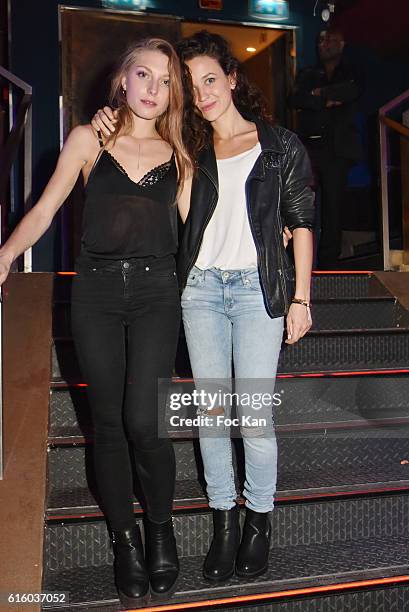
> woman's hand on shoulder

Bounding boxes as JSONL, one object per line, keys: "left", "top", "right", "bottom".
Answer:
{"left": 91, "top": 106, "right": 118, "bottom": 138}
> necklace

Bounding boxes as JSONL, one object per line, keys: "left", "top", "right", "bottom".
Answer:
{"left": 137, "top": 142, "right": 141, "bottom": 170}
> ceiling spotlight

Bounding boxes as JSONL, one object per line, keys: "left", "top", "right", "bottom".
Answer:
{"left": 321, "top": 6, "right": 330, "bottom": 21}
{"left": 313, "top": 0, "right": 336, "bottom": 22}
{"left": 322, "top": 2, "right": 335, "bottom": 21}
{"left": 246, "top": 47, "right": 257, "bottom": 52}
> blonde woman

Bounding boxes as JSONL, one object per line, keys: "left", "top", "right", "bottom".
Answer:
{"left": 0, "top": 38, "right": 193, "bottom": 607}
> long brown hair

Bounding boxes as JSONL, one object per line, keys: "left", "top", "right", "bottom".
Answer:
{"left": 177, "top": 31, "right": 272, "bottom": 156}
{"left": 107, "top": 38, "right": 193, "bottom": 195}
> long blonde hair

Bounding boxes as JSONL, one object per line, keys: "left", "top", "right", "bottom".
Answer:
{"left": 107, "top": 38, "right": 193, "bottom": 196}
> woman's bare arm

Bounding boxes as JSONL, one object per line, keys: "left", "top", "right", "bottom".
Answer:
{"left": 0, "top": 125, "right": 98, "bottom": 284}
{"left": 285, "top": 227, "right": 313, "bottom": 344}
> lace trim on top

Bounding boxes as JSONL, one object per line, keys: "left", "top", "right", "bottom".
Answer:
{"left": 104, "top": 150, "right": 173, "bottom": 187}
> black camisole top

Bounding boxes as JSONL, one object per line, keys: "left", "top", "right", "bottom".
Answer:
{"left": 79, "top": 149, "right": 178, "bottom": 260}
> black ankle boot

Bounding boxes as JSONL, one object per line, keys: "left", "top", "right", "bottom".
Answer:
{"left": 235, "top": 508, "right": 271, "bottom": 578}
{"left": 203, "top": 506, "right": 241, "bottom": 582}
{"left": 111, "top": 525, "right": 149, "bottom": 607}
{"left": 144, "top": 517, "right": 179, "bottom": 597}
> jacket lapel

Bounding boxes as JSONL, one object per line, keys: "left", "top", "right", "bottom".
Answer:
{"left": 198, "top": 146, "right": 218, "bottom": 192}
{"left": 197, "top": 115, "right": 285, "bottom": 184}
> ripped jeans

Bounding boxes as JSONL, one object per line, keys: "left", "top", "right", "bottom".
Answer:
{"left": 181, "top": 266, "right": 284, "bottom": 513}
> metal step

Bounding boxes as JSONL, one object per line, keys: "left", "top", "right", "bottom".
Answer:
{"left": 210, "top": 587, "right": 409, "bottom": 612}
{"left": 41, "top": 583, "right": 409, "bottom": 612}
{"left": 53, "top": 272, "right": 389, "bottom": 303}
{"left": 49, "top": 374, "right": 409, "bottom": 441}
{"left": 42, "top": 494, "right": 409, "bottom": 609}
{"left": 46, "top": 431, "right": 409, "bottom": 518}
{"left": 42, "top": 543, "right": 409, "bottom": 610}
{"left": 51, "top": 329, "right": 409, "bottom": 381}
{"left": 53, "top": 296, "right": 408, "bottom": 337}
{"left": 309, "top": 273, "right": 389, "bottom": 299}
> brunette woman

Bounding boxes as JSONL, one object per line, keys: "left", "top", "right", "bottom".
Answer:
{"left": 0, "top": 38, "right": 193, "bottom": 607}
{"left": 176, "top": 31, "right": 314, "bottom": 582}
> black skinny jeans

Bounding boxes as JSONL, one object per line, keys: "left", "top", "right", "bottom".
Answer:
{"left": 71, "top": 254, "right": 180, "bottom": 531}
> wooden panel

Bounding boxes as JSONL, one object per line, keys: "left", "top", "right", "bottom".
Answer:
{"left": 0, "top": 272, "right": 53, "bottom": 610}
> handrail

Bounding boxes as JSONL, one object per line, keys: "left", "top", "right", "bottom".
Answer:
{"left": 0, "top": 66, "right": 32, "bottom": 480}
{"left": 379, "top": 88, "right": 409, "bottom": 270}
{"left": 379, "top": 115, "right": 409, "bottom": 140}
{"left": 0, "top": 66, "right": 33, "bottom": 271}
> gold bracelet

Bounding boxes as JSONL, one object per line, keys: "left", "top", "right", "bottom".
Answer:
{"left": 291, "top": 298, "right": 311, "bottom": 307}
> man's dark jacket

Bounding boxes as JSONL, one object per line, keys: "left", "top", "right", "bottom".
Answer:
{"left": 177, "top": 116, "right": 315, "bottom": 318}
{"left": 289, "top": 62, "right": 364, "bottom": 161}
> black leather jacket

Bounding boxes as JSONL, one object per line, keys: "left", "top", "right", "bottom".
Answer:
{"left": 177, "top": 116, "right": 315, "bottom": 318}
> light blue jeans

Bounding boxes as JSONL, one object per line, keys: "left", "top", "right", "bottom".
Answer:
{"left": 181, "top": 266, "right": 284, "bottom": 512}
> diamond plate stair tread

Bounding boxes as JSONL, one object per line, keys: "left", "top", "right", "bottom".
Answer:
{"left": 310, "top": 274, "right": 389, "bottom": 299}
{"left": 47, "top": 479, "right": 206, "bottom": 516}
{"left": 308, "top": 300, "right": 409, "bottom": 330}
{"left": 47, "top": 433, "right": 409, "bottom": 488}
{"left": 49, "top": 375, "right": 409, "bottom": 439}
{"left": 209, "top": 586, "right": 409, "bottom": 612}
{"left": 41, "top": 585, "right": 409, "bottom": 612}
{"left": 42, "top": 535, "right": 409, "bottom": 609}
{"left": 46, "top": 461, "right": 409, "bottom": 517}
{"left": 40, "top": 586, "right": 409, "bottom": 612}
{"left": 53, "top": 273, "right": 390, "bottom": 302}
{"left": 44, "top": 495, "right": 409, "bottom": 558}
{"left": 53, "top": 298, "right": 408, "bottom": 338}
{"left": 51, "top": 331, "right": 409, "bottom": 381}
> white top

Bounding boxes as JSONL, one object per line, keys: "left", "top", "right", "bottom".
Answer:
{"left": 195, "top": 142, "right": 261, "bottom": 270}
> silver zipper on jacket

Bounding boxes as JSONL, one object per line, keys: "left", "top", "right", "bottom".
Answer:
{"left": 244, "top": 174, "right": 273, "bottom": 316}
{"left": 245, "top": 156, "right": 288, "bottom": 317}
{"left": 275, "top": 174, "right": 289, "bottom": 313}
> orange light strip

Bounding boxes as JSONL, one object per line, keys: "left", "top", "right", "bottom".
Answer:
{"left": 56, "top": 270, "right": 374, "bottom": 276}
{"left": 51, "top": 369, "right": 409, "bottom": 390}
{"left": 133, "top": 574, "right": 409, "bottom": 612}
{"left": 312, "top": 270, "right": 373, "bottom": 274}
{"left": 330, "top": 369, "right": 409, "bottom": 377}
{"left": 278, "top": 369, "right": 409, "bottom": 379}
{"left": 176, "top": 370, "right": 409, "bottom": 382}
{"left": 277, "top": 484, "right": 409, "bottom": 502}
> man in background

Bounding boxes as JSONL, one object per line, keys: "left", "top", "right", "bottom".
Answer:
{"left": 290, "top": 28, "right": 364, "bottom": 268}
